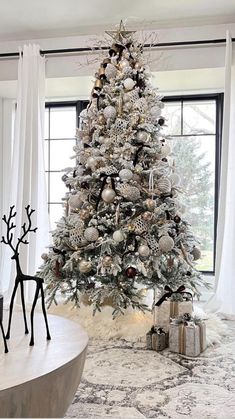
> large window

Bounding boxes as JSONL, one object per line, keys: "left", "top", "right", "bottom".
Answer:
{"left": 162, "top": 94, "right": 223, "bottom": 274}
{"left": 44, "top": 94, "right": 222, "bottom": 274}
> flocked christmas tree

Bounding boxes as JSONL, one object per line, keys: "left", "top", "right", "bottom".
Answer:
{"left": 39, "top": 22, "right": 204, "bottom": 317}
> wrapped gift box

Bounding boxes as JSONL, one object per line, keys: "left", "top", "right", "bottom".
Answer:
{"left": 169, "top": 317, "right": 206, "bottom": 357}
{"left": 146, "top": 326, "right": 168, "bottom": 351}
{"left": 0, "top": 295, "right": 3, "bottom": 323}
{"left": 154, "top": 300, "right": 193, "bottom": 331}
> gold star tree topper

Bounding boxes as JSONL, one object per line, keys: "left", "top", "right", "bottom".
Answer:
{"left": 105, "top": 20, "right": 136, "bottom": 45}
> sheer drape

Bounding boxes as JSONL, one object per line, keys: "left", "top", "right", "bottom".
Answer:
{"left": 206, "top": 32, "right": 235, "bottom": 316}
{"left": 0, "top": 45, "right": 49, "bottom": 303}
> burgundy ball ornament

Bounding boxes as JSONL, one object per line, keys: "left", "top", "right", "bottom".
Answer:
{"left": 174, "top": 215, "right": 181, "bottom": 224}
{"left": 125, "top": 266, "right": 137, "bottom": 278}
{"left": 158, "top": 118, "right": 165, "bottom": 126}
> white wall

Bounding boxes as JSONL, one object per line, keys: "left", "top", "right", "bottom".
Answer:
{"left": 0, "top": 22, "right": 234, "bottom": 98}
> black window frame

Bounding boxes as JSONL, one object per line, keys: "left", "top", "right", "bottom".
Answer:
{"left": 162, "top": 93, "right": 223, "bottom": 275}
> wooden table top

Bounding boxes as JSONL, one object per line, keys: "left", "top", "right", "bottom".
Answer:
{"left": 0, "top": 311, "right": 88, "bottom": 392}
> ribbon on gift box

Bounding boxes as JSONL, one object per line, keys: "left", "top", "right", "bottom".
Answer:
{"left": 155, "top": 285, "right": 193, "bottom": 307}
{"left": 173, "top": 314, "right": 205, "bottom": 354}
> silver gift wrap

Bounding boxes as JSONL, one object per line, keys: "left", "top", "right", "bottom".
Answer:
{"left": 152, "top": 330, "right": 167, "bottom": 351}
{"left": 154, "top": 300, "right": 193, "bottom": 332}
{"left": 169, "top": 321, "right": 206, "bottom": 357}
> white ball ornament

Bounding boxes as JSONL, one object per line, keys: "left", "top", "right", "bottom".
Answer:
{"left": 138, "top": 245, "right": 150, "bottom": 257}
{"left": 150, "top": 105, "right": 161, "bottom": 118}
{"left": 103, "top": 106, "right": 116, "bottom": 120}
{"left": 136, "top": 131, "right": 149, "bottom": 143}
{"left": 161, "top": 144, "right": 171, "bottom": 157}
{"left": 86, "top": 156, "right": 96, "bottom": 168}
{"left": 84, "top": 227, "right": 99, "bottom": 242}
{"left": 113, "top": 230, "right": 124, "bottom": 242}
{"left": 79, "top": 260, "right": 92, "bottom": 273}
{"left": 119, "top": 169, "right": 133, "bottom": 182}
{"left": 123, "top": 78, "right": 136, "bottom": 91}
{"left": 101, "top": 188, "right": 116, "bottom": 203}
{"left": 170, "top": 173, "right": 181, "bottom": 187}
{"left": 157, "top": 178, "right": 172, "bottom": 193}
{"left": 159, "top": 235, "right": 174, "bottom": 252}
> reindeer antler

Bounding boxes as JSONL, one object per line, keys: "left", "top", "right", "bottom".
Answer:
{"left": 1, "top": 205, "right": 17, "bottom": 254}
{"left": 15, "top": 205, "right": 38, "bottom": 252}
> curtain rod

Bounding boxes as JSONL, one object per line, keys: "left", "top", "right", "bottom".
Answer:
{"left": 0, "top": 37, "right": 234, "bottom": 59}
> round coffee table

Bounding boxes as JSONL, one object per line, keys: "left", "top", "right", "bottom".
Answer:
{"left": 0, "top": 311, "right": 88, "bottom": 418}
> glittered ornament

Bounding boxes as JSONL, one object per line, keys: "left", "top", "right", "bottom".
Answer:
{"left": 159, "top": 235, "right": 174, "bottom": 252}
{"left": 138, "top": 244, "right": 150, "bottom": 257}
{"left": 102, "top": 255, "right": 113, "bottom": 267}
{"left": 125, "top": 266, "right": 137, "bottom": 278}
{"left": 119, "top": 169, "right": 133, "bottom": 181}
{"left": 113, "top": 230, "right": 124, "bottom": 242}
{"left": 118, "top": 184, "right": 140, "bottom": 201}
{"left": 105, "top": 63, "right": 117, "bottom": 79}
{"left": 123, "top": 78, "right": 136, "bottom": 90}
{"left": 142, "top": 211, "right": 153, "bottom": 221}
{"left": 157, "top": 178, "right": 171, "bottom": 193}
{"left": 79, "top": 260, "right": 92, "bottom": 273}
{"left": 101, "top": 188, "right": 116, "bottom": 203}
{"left": 84, "top": 227, "right": 99, "bottom": 242}
{"left": 103, "top": 106, "right": 116, "bottom": 120}
{"left": 68, "top": 194, "right": 83, "bottom": 210}
{"left": 191, "top": 247, "right": 201, "bottom": 261}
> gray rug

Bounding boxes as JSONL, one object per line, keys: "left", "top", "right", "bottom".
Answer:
{"left": 65, "top": 320, "right": 235, "bottom": 418}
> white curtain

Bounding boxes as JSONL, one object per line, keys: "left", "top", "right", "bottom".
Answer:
{"left": 0, "top": 44, "right": 49, "bottom": 303}
{"left": 206, "top": 31, "right": 235, "bottom": 316}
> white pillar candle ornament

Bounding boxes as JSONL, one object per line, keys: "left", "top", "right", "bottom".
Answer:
{"left": 138, "top": 244, "right": 150, "bottom": 257}
{"left": 123, "top": 78, "right": 136, "bottom": 90}
{"left": 84, "top": 227, "right": 99, "bottom": 242}
{"left": 119, "top": 169, "right": 133, "bottom": 181}
{"left": 157, "top": 178, "right": 172, "bottom": 193}
{"left": 79, "top": 260, "right": 92, "bottom": 273}
{"left": 113, "top": 230, "right": 124, "bottom": 242}
{"left": 101, "top": 188, "right": 116, "bottom": 203}
{"left": 103, "top": 106, "right": 116, "bottom": 120}
{"left": 159, "top": 235, "right": 174, "bottom": 252}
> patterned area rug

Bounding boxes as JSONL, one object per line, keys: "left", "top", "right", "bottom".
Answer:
{"left": 65, "top": 320, "right": 235, "bottom": 419}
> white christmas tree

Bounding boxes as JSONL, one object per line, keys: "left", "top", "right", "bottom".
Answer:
{"left": 40, "top": 22, "right": 204, "bottom": 317}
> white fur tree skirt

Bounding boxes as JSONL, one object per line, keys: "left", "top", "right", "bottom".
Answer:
{"left": 49, "top": 302, "right": 227, "bottom": 346}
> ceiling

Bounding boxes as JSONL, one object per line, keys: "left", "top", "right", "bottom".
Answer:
{"left": 0, "top": 0, "right": 235, "bottom": 41}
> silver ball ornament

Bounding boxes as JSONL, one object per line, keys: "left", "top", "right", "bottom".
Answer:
{"left": 68, "top": 194, "right": 83, "bottom": 210}
{"left": 113, "top": 230, "right": 124, "bottom": 242}
{"left": 136, "top": 130, "right": 149, "bottom": 143}
{"left": 159, "top": 235, "right": 174, "bottom": 252}
{"left": 101, "top": 188, "right": 116, "bottom": 203}
{"left": 119, "top": 169, "right": 133, "bottom": 182}
{"left": 84, "top": 227, "right": 99, "bottom": 242}
{"left": 103, "top": 105, "right": 116, "bottom": 120}
{"left": 138, "top": 245, "right": 150, "bottom": 257}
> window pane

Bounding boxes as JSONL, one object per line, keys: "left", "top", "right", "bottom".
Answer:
{"left": 50, "top": 107, "right": 76, "bottom": 139}
{"left": 50, "top": 139, "right": 76, "bottom": 171}
{"left": 49, "top": 204, "right": 65, "bottom": 230}
{"left": 171, "top": 135, "right": 215, "bottom": 271}
{"left": 49, "top": 172, "right": 67, "bottom": 203}
{"left": 44, "top": 108, "right": 49, "bottom": 139}
{"left": 162, "top": 102, "right": 181, "bottom": 135}
{"left": 183, "top": 100, "right": 216, "bottom": 135}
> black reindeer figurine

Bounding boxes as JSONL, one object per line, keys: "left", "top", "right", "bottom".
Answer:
{"left": 1, "top": 205, "right": 51, "bottom": 346}
{"left": 0, "top": 295, "right": 8, "bottom": 353}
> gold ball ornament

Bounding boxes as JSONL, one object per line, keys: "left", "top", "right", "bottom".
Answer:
{"left": 191, "top": 247, "right": 201, "bottom": 261}
{"left": 145, "top": 199, "right": 156, "bottom": 211}
{"left": 79, "top": 208, "right": 91, "bottom": 220}
{"left": 84, "top": 227, "right": 99, "bottom": 242}
{"left": 159, "top": 235, "right": 174, "bottom": 252}
{"left": 97, "top": 114, "right": 106, "bottom": 125}
{"left": 79, "top": 260, "right": 92, "bottom": 273}
{"left": 138, "top": 245, "right": 150, "bottom": 257}
{"left": 142, "top": 211, "right": 153, "bottom": 221}
{"left": 101, "top": 188, "right": 116, "bottom": 203}
{"left": 102, "top": 255, "right": 113, "bottom": 267}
